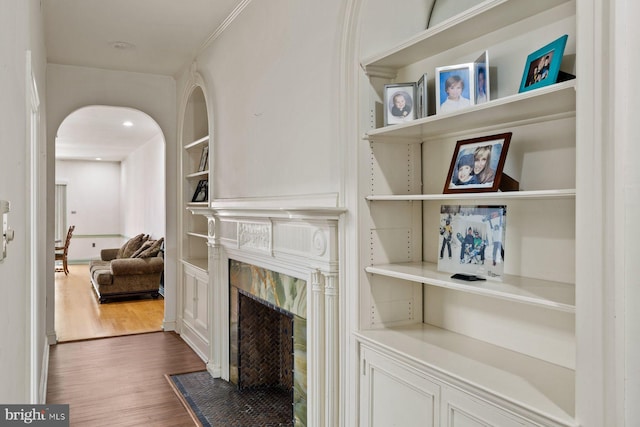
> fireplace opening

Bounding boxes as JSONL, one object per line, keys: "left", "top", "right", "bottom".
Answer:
{"left": 229, "top": 260, "right": 307, "bottom": 426}
{"left": 238, "top": 292, "right": 294, "bottom": 392}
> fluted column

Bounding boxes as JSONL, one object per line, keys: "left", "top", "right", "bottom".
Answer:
{"left": 323, "top": 272, "right": 339, "bottom": 427}
{"left": 309, "top": 270, "right": 325, "bottom": 427}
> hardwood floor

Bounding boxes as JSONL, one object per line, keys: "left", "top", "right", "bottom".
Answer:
{"left": 47, "top": 332, "right": 205, "bottom": 426}
{"left": 55, "top": 264, "right": 164, "bottom": 342}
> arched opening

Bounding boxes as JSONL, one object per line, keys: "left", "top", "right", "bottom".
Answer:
{"left": 53, "top": 105, "right": 167, "bottom": 341}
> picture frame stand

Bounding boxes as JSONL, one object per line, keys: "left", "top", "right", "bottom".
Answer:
{"left": 498, "top": 173, "right": 519, "bottom": 192}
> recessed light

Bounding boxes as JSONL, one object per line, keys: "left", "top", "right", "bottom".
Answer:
{"left": 122, "top": 121, "right": 133, "bottom": 127}
{"left": 95, "top": 157, "right": 102, "bottom": 161}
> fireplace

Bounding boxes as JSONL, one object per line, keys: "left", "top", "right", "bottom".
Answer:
{"left": 229, "top": 260, "right": 307, "bottom": 425}
{"left": 205, "top": 199, "right": 343, "bottom": 427}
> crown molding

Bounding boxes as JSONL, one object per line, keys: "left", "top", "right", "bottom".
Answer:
{"left": 198, "top": 0, "right": 253, "bottom": 54}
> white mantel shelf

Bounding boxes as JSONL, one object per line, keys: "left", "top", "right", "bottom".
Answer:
{"left": 210, "top": 206, "right": 346, "bottom": 220}
{"left": 210, "top": 194, "right": 346, "bottom": 220}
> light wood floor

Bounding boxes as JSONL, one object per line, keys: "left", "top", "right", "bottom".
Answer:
{"left": 47, "top": 331, "right": 205, "bottom": 426}
{"left": 55, "top": 264, "right": 165, "bottom": 342}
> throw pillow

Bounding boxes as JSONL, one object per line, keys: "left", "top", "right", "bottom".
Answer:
{"left": 132, "top": 237, "right": 164, "bottom": 258}
{"left": 117, "top": 233, "right": 148, "bottom": 258}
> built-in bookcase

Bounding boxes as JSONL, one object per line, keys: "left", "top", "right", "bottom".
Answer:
{"left": 356, "top": 1, "right": 579, "bottom": 425}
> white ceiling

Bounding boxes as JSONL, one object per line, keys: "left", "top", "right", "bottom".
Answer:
{"left": 46, "top": 0, "right": 244, "bottom": 161}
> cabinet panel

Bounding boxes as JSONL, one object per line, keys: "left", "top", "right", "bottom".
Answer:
{"left": 181, "top": 263, "right": 210, "bottom": 360}
{"left": 361, "top": 346, "right": 440, "bottom": 427}
{"left": 442, "top": 388, "right": 531, "bottom": 427}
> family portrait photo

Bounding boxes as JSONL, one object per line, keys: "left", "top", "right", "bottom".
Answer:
{"left": 519, "top": 34, "right": 568, "bottom": 93}
{"left": 437, "top": 205, "right": 507, "bottom": 280}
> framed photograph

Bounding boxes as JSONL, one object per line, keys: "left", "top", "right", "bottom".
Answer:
{"left": 437, "top": 205, "right": 507, "bottom": 280}
{"left": 435, "top": 63, "right": 475, "bottom": 114}
{"left": 474, "top": 51, "right": 489, "bottom": 104}
{"left": 443, "top": 132, "right": 512, "bottom": 193}
{"left": 191, "top": 179, "right": 208, "bottom": 203}
{"left": 384, "top": 83, "right": 417, "bottom": 125}
{"left": 416, "top": 73, "right": 428, "bottom": 118}
{"left": 197, "top": 145, "right": 209, "bottom": 172}
{"left": 519, "top": 34, "right": 568, "bottom": 93}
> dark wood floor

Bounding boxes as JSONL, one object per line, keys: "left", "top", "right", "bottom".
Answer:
{"left": 47, "top": 331, "right": 205, "bottom": 426}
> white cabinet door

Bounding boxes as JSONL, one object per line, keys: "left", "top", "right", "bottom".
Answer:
{"left": 181, "top": 263, "right": 210, "bottom": 360}
{"left": 360, "top": 345, "right": 440, "bottom": 427}
{"left": 442, "top": 387, "right": 533, "bottom": 427}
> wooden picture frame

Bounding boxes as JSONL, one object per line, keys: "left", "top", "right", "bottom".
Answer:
{"left": 383, "top": 83, "right": 417, "bottom": 125}
{"left": 197, "top": 145, "right": 209, "bottom": 172}
{"left": 191, "top": 179, "right": 208, "bottom": 203}
{"left": 519, "top": 34, "right": 568, "bottom": 93}
{"left": 443, "top": 132, "right": 512, "bottom": 194}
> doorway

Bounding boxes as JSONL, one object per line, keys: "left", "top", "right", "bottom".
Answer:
{"left": 53, "top": 105, "right": 166, "bottom": 342}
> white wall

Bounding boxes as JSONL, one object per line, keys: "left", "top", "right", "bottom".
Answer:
{"left": 56, "top": 159, "right": 122, "bottom": 261}
{"left": 0, "top": 0, "right": 47, "bottom": 403}
{"left": 121, "top": 132, "right": 166, "bottom": 240}
{"left": 46, "top": 64, "right": 178, "bottom": 328}
{"left": 183, "top": 1, "right": 347, "bottom": 201}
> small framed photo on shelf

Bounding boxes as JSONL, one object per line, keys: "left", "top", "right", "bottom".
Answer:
{"left": 437, "top": 205, "right": 507, "bottom": 281}
{"left": 191, "top": 179, "right": 208, "bottom": 203}
{"left": 519, "top": 34, "right": 568, "bottom": 93}
{"left": 474, "top": 51, "right": 489, "bottom": 104}
{"left": 435, "top": 63, "right": 475, "bottom": 114}
{"left": 384, "top": 83, "right": 417, "bottom": 125}
{"left": 197, "top": 145, "right": 209, "bottom": 172}
{"left": 416, "top": 73, "right": 428, "bottom": 118}
{"left": 443, "top": 132, "right": 512, "bottom": 194}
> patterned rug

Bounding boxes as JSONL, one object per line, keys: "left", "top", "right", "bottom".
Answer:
{"left": 167, "top": 371, "right": 293, "bottom": 427}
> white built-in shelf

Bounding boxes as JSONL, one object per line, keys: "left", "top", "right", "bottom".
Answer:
{"left": 361, "top": 0, "right": 571, "bottom": 74}
{"left": 365, "top": 81, "right": 576, "bottom": 142}
{"left": 186, "top": 231, "right": 208, "bottom": 240}
{"left": 355, "top": 324, "right": 576, "bottom": 426}
{"left": 366, "top": 261, "right": 575, "bottom": 312}
{"left": 366, "top": 189, "right": 575, "bottom": 201}
{"left": 185, "top": 170, "right": 209, "bottom": 180}
{"left": 181, "top": 257, "right": 208, "bottom": 272}
{"left": 186, "top": 202, "right": 209, "bottom": 209}
{"left": 184, "top": 135, "right": 209, "bottom": 150}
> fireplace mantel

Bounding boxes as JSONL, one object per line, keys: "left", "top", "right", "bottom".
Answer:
{"left": 201, "top": 194, "right": 345, "bottom": 427}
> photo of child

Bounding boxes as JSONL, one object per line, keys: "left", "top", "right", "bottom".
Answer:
{"left": 436, "top": 65, "right": 474, "bottom": 114}
{"left": 384, "top": 83, "right": 417, "bottom": 125}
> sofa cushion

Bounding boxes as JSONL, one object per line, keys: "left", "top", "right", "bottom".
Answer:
{"left": 131, "top": 237, "right": 164, "bottom": 258}
{"left": 92, "top": 268, "right": 113, "bottom": 286}
{"left": 110, "top": 256, "right": 164, "bottom": 275}
{"left": 117, "top": 233, "right": 148, "bottom": 258}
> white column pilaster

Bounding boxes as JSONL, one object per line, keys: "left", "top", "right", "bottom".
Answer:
{"left": 310, "top": 269, "right": 325, "bottom": 427}
{"left": 323, "top": 271, "right": 339, "bottom": 427}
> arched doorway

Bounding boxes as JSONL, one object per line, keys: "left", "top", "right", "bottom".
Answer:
{"left": 53, "top": 105, "right": 167, "bottom": 341}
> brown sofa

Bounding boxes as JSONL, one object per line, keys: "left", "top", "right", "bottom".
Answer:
{"left": 89, "top": 234, "right": 164, "bottom": 303}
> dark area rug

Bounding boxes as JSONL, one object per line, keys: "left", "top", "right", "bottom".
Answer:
{"left": 167, "top": 371, "right": 293, "bottom": 427}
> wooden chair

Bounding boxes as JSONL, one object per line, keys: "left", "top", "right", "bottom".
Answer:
{"left": 55, "top": 225, "right": 75, "bottom": 275}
